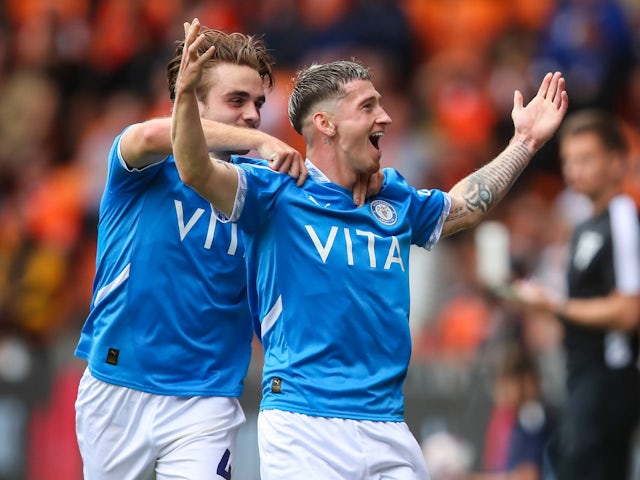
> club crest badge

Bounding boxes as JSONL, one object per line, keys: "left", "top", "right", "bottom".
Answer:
{"left": 370, "top": 200, "right": 398, "bottom": 226}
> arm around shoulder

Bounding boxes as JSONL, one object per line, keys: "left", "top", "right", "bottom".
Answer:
{"left": 120, "top": 119, "right": 174, "bottom": 169}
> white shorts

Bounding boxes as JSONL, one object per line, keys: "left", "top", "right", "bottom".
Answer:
{"left": 75, "top": 368, "right": 245, "bottom": 480}
{"left": 258, "top": 410, "right": 430, "bottom": 480}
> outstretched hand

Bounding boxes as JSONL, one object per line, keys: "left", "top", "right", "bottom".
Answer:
{"left": 176, "top": 20, "right": 215, "bottom": 96}
{"left": 512, "top": 72, "right": 569, "bottom": 151}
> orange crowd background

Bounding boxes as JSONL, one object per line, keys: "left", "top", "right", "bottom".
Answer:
{"left": 1, "top": 1, "right": 640, "bottom": 479}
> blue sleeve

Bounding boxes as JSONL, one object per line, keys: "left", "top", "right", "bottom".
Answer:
{"left": 105, "top": 127, "right": 166, "bottom": 194}
{"left": 231, "top": 155, "right": 269, "bottom": 168}
{"left": 383, "top": 169, "right": 450, "bottom": 250}
{"left": 230, "top": 163, "right": 290, "bottom": 234}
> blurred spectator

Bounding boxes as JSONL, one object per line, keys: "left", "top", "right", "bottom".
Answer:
{"left": 402, "top": 0, "right": 511, "bottom": 60}
{"left": 241, "top": 0, "right": 311, "bottom": 68}
{"left": 304, "top": 0, "right": 416, "bottom": 83}
{"left": 531, "top": 0, "right": 636, "bottom": 112}
{"left": 471, "top": 344, "right": 554, "bottom": 480}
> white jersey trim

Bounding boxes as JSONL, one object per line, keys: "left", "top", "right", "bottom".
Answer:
{"left": 116, "top": 132, "right": 169, "bottom": 172}
{"left": 214, "top": 165, "right": 245, "bottom": 224}
{"left": 610, "top": 195, "right": 640, "bottom": 294}
{"left": 261, "top": 295, "right": 283, "bottom": 339}
{"left": 423, "top": 191, "right": 451, "bottom": 251}
{"left": 94, "top": 263, "right": 130, "bottom": 307}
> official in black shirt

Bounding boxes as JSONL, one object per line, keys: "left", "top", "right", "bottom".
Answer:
{"left": 510, "top": 109, "right": 640, "bottom": 480}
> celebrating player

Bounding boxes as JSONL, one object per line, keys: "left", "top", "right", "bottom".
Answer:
{"left": 172, "top": 18, "right": 568, "bottom": 479}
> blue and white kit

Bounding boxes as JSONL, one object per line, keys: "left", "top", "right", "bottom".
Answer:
{"left": 226, "top": 159, "right": 451, "bottom": 421}
{"left": 75, "top": 130, "right": 252, "bottom": 396}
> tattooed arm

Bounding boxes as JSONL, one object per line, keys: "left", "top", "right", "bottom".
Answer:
{"left": 442, "top": 72, "right": 569, "bottom": 237}
{"left": 443, "top": 138, "right": 532, "bottom": 236}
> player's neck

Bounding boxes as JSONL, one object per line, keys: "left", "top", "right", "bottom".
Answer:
{"left": 306, "top": 145, "right": 357, "bottom": 190}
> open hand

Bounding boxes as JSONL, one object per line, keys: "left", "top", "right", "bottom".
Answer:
{"left": 175, "top": 19, "right": 215, "bottom": 96}
{"left": 511, "top": 72, "right": 569, "bottom": 151}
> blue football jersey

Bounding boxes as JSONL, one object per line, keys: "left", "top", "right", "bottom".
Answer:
{"left": 227, "top": 159, "right": 450, "bottom": 421}
{"left": 75, "top": 130, "right": 252, "bottom": 396}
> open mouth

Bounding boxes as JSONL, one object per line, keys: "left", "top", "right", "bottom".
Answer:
{"left": 369, "top": 132, "right": 384, "bottom": 150}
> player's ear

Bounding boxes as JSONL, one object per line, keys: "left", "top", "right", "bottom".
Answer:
{"left": 313, "top": 112, "right": 336, "bottom": 137}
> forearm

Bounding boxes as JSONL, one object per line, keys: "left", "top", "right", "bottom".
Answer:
{"left": 201, "top": 118, "right": 267, "bottom": 151}
{"left": 443, "top": 70, "right": 568, "bottom": 236}
{"left": 561, "top": 293, "right": 640, "bottom": 331}
{"left": 171, "top": 91, "right": 212, "bottom": 186}
{"left": 443, "top": 137, "right": 532, "bottom": 236}
{"left": 171, "top": 91, "right": 239, "bottom": 215}
{"left": 126, "top": 117, "right": 266, "bottom": 156}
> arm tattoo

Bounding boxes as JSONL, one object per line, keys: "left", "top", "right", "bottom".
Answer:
{"left": 447, "top": 204, "right": 467, "bottom": 222}
{"left": 462, "top": 142, "right": 530, "bottom": 214}
{"left": 214, "top": 159, "right": 232, "bottom": 170}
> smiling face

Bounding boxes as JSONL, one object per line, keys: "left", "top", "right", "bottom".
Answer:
{"left": 195, "top": 63, "right": 266, "bottom": 158}
{"left": 328, "top": 79, "right": 392, "bottom": 174}
{"left": 199, "top": 62, "right": 266, "bottom": 128}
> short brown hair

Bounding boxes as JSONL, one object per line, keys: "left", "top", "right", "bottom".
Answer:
{"left": 559, "top": 109, "right": 628, "bottom": 155}
{"left": 288, "top": 60, "right": 371, "bottom": 135}
{"left": 166, "top": 27, "right": 275, "bottom": 102}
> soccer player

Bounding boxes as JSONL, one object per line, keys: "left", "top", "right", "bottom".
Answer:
{"left": 171, "top": 19, "right": 568, "bottom": 479}
{"left": 74, "top": 26, "right": 308, "bottom": 479}
{"left": 510, "top": 110, "right": 640, "bottom": 480}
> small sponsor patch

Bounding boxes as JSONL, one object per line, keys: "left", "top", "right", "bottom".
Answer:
{"left": 271, "top": 377, "right": 282, "bottom": 393}
{"left": 370, "top": 200, "right": 398, "bottom": 226}
{"left": 106, "top": 348, "right": 119, "bottom": 365}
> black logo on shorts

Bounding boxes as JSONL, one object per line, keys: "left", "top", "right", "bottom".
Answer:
{"left": 271, "top": 377, "right": 282, "bottom": 393}
{"left": 106, "top": 348, "right": 119, "bottom": 365}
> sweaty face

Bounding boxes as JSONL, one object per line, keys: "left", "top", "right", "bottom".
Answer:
{"left": 560, "top": 132, "right": 618, "bottom": 199}
{"left": 331, "top": 80, "right": 392, "bottom": 174}
{"left": 199, "top": 63, "right": 266, "bottom": 155}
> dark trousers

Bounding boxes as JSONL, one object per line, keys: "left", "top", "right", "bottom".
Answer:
{"left": 549, "top": 368, "right": 640, "bottom": 480}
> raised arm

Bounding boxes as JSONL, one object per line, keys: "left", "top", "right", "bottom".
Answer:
{"left": 171, "top": 20, "right": 239, "bottom": 215}
{"left": 121, "top": 117, "right": 307, "bottom": 183}
{"left": 442, "top": 72, "right": 569, "bottom": 237}
{"left": 171, "top": 20, "right": 304, "bottom": 215}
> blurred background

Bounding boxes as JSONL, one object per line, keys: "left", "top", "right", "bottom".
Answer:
{"left": 1, "top": 0, "right": 640, "bottom": 478}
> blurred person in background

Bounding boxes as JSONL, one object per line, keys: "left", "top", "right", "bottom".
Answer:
{"left": 509, "top": 109, "right": 640, "bottom": 480}
{"left": 531, "top": 0, "right": 635, "bottom": 113}
{"left": 468, "top": 344, "right": 554, "bottom": 480}
{"left": 73, "top": 24, "right": 308, "bottom": 479}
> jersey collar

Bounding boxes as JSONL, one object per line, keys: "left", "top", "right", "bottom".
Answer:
{"left": 305, "top": 159, "right": 330, "bottom": 183}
